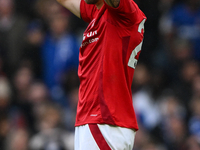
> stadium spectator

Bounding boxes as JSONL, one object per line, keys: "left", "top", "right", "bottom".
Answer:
{"left": 159, "top": 95, "right": 187, "bottom": 149}
{"left": 22, "top": 20, "right": 44, "bottom": 78}
{"left": 41, "top": 10, "right": 79, "bottom": 106}
{"left": 5, "top": 128, "right": 29, "bottom": 150}
{"left": 29, "top": 104, "right": 74, "bottom": 150}
{"left": 132, "top": 64, "right": 161, "bottom": 131}
{"left": 171, "top": 60, "right": 199, "bottom": 108}
{"left": 11, "top": 65, "right": 35, "bottom": 132}
{"left": 160, "top": 0, "right": 200, "bottom": 61}
{"left": 0, "top": 0, "right": 28, "bottom": 75}
{"left": 26, "top": 81, "right": 50, "bottom": 133}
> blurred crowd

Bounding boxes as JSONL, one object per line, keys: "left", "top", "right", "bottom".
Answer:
{"left": 0, "top": 0, "right": 200, "bottom": 149}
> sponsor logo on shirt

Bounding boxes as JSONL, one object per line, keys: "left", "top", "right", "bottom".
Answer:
{"left": 81, "top": 30, "right": 99, "bottom": 47}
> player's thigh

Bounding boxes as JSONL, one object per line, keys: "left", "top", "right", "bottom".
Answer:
{"left": 74, "top": 124, "right": 136, "bottom": 150}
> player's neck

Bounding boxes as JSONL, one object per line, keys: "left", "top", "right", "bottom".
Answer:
{"left": 96, "top": 0, "right": 104, "bottom": 10}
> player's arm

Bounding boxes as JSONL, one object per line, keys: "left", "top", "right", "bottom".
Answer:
{"left": 56, "top": 0, "right": 81, "bottom": 18}
{"left": 104, "top": 0, "right": 120, "bottom": 8}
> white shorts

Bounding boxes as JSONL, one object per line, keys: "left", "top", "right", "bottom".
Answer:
{"left": 75, "top": 124, "right": 136, "bottom": 150}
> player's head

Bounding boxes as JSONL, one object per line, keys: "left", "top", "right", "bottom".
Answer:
{"left": 84, "top": 0, "right": 101, "bottom": 4}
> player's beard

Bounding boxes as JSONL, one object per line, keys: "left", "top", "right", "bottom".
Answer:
{"left": 84, "top": 0, "right": 100, "bottom": 4}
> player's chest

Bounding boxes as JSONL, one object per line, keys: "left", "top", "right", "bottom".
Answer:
{"left": 81, "top": 15, "right": 106, "bottom": 50}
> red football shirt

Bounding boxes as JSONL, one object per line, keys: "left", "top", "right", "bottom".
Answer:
{"left": 75, "top": 0, "right": 146, "bottom": 130}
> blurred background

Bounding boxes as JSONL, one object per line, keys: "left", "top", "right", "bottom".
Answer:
{"left": 0, "top": 0, "right": 200, "bottom": 149}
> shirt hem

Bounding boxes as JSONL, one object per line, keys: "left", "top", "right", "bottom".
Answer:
{"left": 75, "top": 121, "right": 139, "bottom": 131}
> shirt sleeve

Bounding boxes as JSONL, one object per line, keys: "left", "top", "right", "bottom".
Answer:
{"left": 104, "top": 0, "right": 146, "bottom": 26}
{"left": 80, "top": 0, "right": 97, "bottom": 23}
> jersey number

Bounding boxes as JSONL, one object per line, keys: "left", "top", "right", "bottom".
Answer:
{"left": 128, "top": 19, "right": 145, "bottom": 69}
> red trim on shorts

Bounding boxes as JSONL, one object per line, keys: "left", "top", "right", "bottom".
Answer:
{"left": 89, "top": 124, "right": 112, "bottom": 150}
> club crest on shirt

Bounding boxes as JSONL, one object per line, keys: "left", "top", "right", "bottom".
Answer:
{"left": 91, "top": 19, "right": 95, "bottom": 28}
